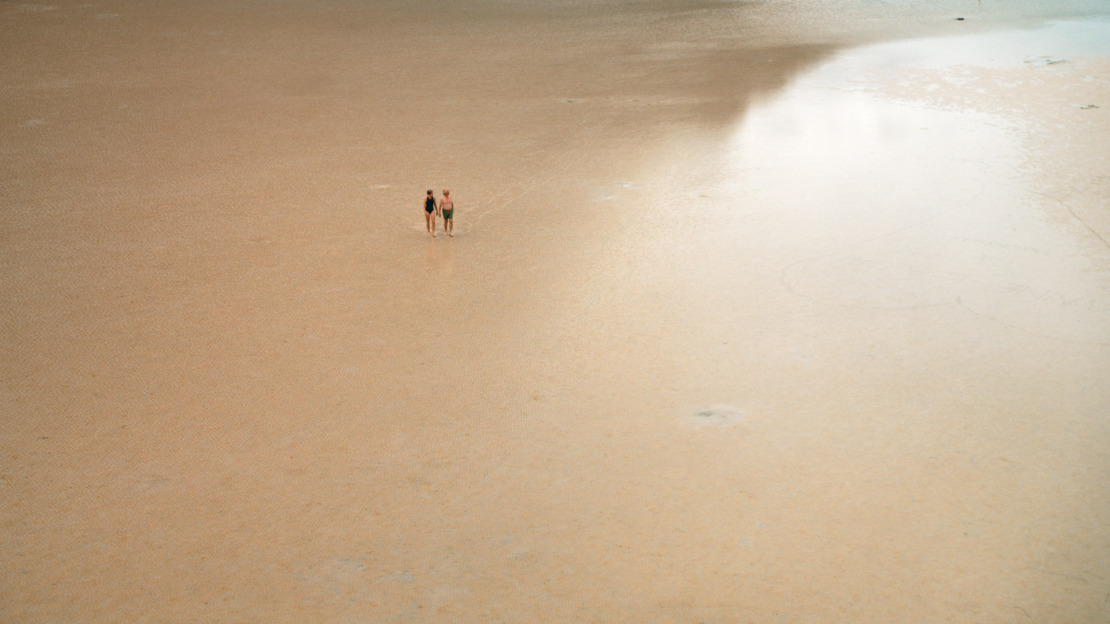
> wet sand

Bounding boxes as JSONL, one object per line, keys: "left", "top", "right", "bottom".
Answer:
{"left": 2, "top": 1, "right": 1109, "bottom": 622}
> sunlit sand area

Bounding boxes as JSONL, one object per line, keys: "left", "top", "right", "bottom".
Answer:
{"left": 3, "top": 0, "right": 1109, "bottom": 621}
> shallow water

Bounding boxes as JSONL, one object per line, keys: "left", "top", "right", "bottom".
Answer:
{"left": 2, "top": 2, "right": 1109, "bottom": 622}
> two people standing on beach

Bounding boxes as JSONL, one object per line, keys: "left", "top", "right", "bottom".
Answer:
{"left": 423, "top": 189, "right": 455, "bottom": 238}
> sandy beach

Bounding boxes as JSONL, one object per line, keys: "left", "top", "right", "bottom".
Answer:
{"left": 3, "top": 1, "right": 1109, "bottom": 622}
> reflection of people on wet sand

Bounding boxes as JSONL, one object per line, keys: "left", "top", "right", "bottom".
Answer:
{"left": 423, "top": 189, "right": 437, "bottom": 237}
{"left": 440, "top": 189, "right": 454, "bottom": 237}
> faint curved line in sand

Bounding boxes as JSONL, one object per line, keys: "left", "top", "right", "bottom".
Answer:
{"left": 1028, "top": 187, "right": 1110, "bottom": 254}
{"left": 470, "top": 134, "right": 601, "bottom": 231}
{"left": 964, "top": 172, "right": 1110, "bottom": 255}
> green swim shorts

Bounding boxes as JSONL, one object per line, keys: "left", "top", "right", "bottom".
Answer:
{"left": 442, "top": 209, "right": 453, "bottom": 220}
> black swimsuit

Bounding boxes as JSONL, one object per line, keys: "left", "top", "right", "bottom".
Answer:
{"left": 425, "top": 196, "right": 436, "bottom": 213}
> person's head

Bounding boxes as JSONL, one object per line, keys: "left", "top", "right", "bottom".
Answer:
{"left": 443, "top": 189, "right": 450, "bottom": 196}
{"left": 427, "top": 189, "right": 433, "bottom": 196}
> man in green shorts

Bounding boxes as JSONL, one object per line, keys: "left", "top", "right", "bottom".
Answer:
{"left": 440, "top": 189, "right": 455, "bottom": 237}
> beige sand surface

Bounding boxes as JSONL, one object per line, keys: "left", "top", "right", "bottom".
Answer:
{"left": 3, "top": 1, "right": 1109, "bottom": 622}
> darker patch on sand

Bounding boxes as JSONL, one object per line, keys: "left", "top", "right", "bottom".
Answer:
{"left": 689, "top": 405, "right": 745, "bottom": 426}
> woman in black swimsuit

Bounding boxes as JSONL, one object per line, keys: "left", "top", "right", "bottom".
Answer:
{"left": 424, "top": 189, "right": 438, "bottom": 237}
